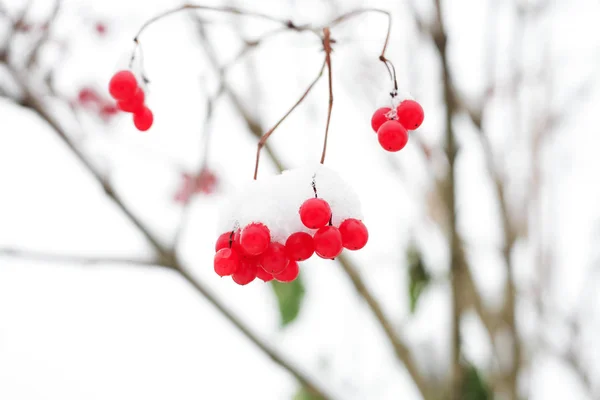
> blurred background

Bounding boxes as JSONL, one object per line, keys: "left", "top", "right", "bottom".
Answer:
{"left": 1, "top": 0, "right": 599, "bottom": 399}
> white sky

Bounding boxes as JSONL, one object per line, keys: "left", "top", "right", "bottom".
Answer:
{"left": 1, "top": 0, "right": 599, "bottom": 399}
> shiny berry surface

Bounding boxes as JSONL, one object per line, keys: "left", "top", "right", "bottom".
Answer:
{"left": 232, "top": 259, "right": 257, "bottom": 285}
{"left": 260, "top": 242, "right": 289, "bottom": 274}
{"left": 396, "top": 100, "right": 424, "bottom": 130}
{"left": 313, "top": 226, "right": 343, "bottom": 259}
{"left": 371, "top": 107, "right": 392, "bottom": 132}
{"left": 285, "top": 232, "right": 315, "bottom": 261}
{"left": 339, "top": 218, "right": 369, "bottom": 250}
{"left": 215, "top": 231, "right": 233, "bottom": 252}
{"left": 133, "top": 107, "right": 153, "bottom": 131}
{"left": 299, "top": 198, "right": 332, "bottom": 229}
{"left": 274, "top": 260, "right": 299, "bottom": 283}
{"left": 108, "top": 70, "right": 137, "bottom": 100}
{"left": 377, "top": 120, "right": 408, "bottom": 152}
{"left": 240, "top": 223, "right": 271, "bottom": 256}
{"left": 214, "top": 248, "right": 239, "bottom": 277}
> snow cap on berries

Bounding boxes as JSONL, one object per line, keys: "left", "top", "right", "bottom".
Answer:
{"left": 217, "top": 164, "right": 363, "bottom": 242}
{"left": 375, "top": 86, "right": 414, "bottom": 110}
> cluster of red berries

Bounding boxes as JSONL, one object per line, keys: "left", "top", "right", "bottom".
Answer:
{"left": 371, "top": 99, "right": 424, "bottom": 152}
{"left": 213, "top": 197, "right": 368, "bottom": 285}
{"left": 108, "top": 70, "right": 154, "bottom": 131}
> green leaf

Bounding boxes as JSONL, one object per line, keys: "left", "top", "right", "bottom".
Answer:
{"left": 293, "top": 386, "right": 326, "bottom": 400}
{"left": 407, "top": 245, "right": 430, "bottom": 314}
{"left": 271, "top": 277, "right": 305, "bottom": 327}
{"left": 461, "top": 364, "right": 492, "bottom": 400}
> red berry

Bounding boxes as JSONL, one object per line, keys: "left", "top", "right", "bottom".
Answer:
{"left": 260, "top": 242, "right": 289, "bottom": 274}
{"left": 215, "top": 231, "right": 233, "bottom": 252}
{"left": 232, "top": 258, "right": 257, "bottom": 285}
{"left": 117, "top": 88, "right": 145, "bottom": 113}
{"left": 377, "top": 120, "right": 408, "bottom": 152}
{"left": 371, "top": 107, "right": 392, "bottom": 132}
{"left": 214, "top": 248, "right": 239, "bottom": 277}
{"left": 108, "top": 70, "right": 138, "bottom": 100}
{"left": 313, "top": 226, "right": 343, "bottom": 259}
{"left": 78, "top": 88, "right": 100, "bottom": 105}
{"left": 299, "top": 198, "right": 332, "bottom": 229}
{"left": 95, "top": 23, "right": 107, "bottom": 35}
{"left": 256, "top": 267, "right": 274, "bottom": 282}
{"left": 339, "top": 218, "right": 369, "bottom": 250}
{"left": 240, "top": 223, "right": 270, "bottom": 256}
{"left": 274, "top": 260, "right": 299, "bottom": 283}
{"left": 133, "top": 107, "right": 153, "bottom": 131}
{"left": 285, "top": 232, "right": 314, "bottom": 261}
{"left": 396, "top": 100, "right": 424, "bottom": 130}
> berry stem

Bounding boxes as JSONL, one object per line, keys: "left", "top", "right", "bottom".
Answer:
{"left": 253, "top": 59, "right": 326, "bottom": 180}
{"left": 326, "top": 8, "right": 396, "bottom": 89}
{"left": 320, "top": 27, "right": 334, "bottom": 165}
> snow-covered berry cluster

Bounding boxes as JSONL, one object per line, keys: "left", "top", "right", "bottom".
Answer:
{"left": 108, "top": 70, "right": 153, "bottom": 131}
{"left": 213, "top": 165, "right": 368, "bottom": 285}
{"left": 371, "top": 89, "right": 424, "bottom": 152}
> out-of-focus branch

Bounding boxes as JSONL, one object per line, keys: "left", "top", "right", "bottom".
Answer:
{"left": 337, "top": 253, "right": 429, "bottom": 397}
{"left": 430, "top": 1, "right": 467, "bottom": 398}
{"left": 194, "top": 18, "right": 429, "bottom": 400}
{"left": 0, "top": 247, "right": 164, "bottom": 268}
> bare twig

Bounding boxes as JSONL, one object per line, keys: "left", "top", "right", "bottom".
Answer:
{"left": 0, "top": 247, "right": 164, "bottom": 268}
{"left": 337, "top": 253, "right": 429, "bottom": 397}
{"left": 320, "top": 27, "right": 334, "bottom": 164}
{"left": 174, "top": 265, "right": 333, "bottom": 398}
{"left": 430, "top": 1, "right": 467, "bottom": 399}
{"left": 253, "top": 59, "right": 326, "bottom": 179}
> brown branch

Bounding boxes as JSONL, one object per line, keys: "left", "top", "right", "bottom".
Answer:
{"left": 174, "top": 265, "right": 332, "bottom": 398}
{"left": 337, "top": 253, "right": 429, "bottom": 397}
{"left": 431, "top": 1, "right": 466, "bottom": 399}
{"left": 320, "top": 27, "right": 334, "bottom": 164}
{"left": 253, "top": 59, "right": 326, "bottom": 180}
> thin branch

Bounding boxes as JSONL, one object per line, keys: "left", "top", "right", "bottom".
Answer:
{"left": 253, "top": 59, "right": 326, "bottom": 180}
{"left": 320, "top": 28, "right": 334, "bottom": 164}
{"left": 431, "top": 1, "right": 466, "bottom": 399}
{"left": 0, "top": 247, "right": 164, "bottom": 268}
{"left": 325, "top": 8, "right": 395, "bottom": 89}
{"left": 175, "top": 265, "right": 332, "bottom": 399}
{"left": 337, "top": 253, "right": 429, "bottom": 397}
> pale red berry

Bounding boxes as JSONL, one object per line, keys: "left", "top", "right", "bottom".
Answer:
{"left": 299, "top": 198, "right": 331, "bottom": 229}
{"left": 214, "top": 248, "right": 239, "bottom": 277}
{"left": 78, "top": 87, "right": 100, "bottom": 105}
{"left": 285, "top": 232, "right": 314, "bottom": 261}
{"left": 232, "top": 258, "right": 257, "bottom": 285}
{"left": 117, "top": 88, "right": 145, "bottom": 113}
{"left": 339, "top": 219, "right": 369, "bottom": 250}
{"left": 274, "top": 260, "right": 299, "bottom": 283}
{"left": 313, "top": 226, "right": 343, "bottom": 259}
{"left": 240, "top": 223, "right": 271, "bottom": 256}
{"left": 133, "top": 107, "right": 153, "bottom": 131}
{"left": 396, "top": 100, "right": 424, "bottom": 130}
{"left": 260, "top": 242, "right": 289, "bottom": 274}
{"left": 108, "top": 70, "right": 138, "bottom": 100}
{"left": 377, "top": 120, "right": 408, "bottom": 152}
{"left": 371, "top": 107, "right": 392, "bottom": 132}
{"left": 255, "top": 267, "right": 274, "bottom": 282}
